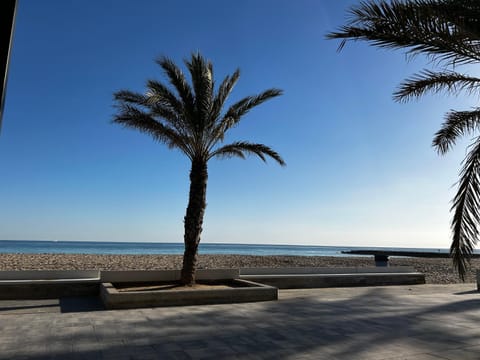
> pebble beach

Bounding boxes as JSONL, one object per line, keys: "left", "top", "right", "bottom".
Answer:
{"left": 0, "top": 253, "right": 477, "bottom": 284}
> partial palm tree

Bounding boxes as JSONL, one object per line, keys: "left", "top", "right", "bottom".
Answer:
{"left": 327, "top": 0, "right": 480, "bottom": 279}
{"left": 113, "top": 53, "right": 285, "bottom": 285}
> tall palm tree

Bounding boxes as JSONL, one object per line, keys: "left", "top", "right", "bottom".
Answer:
{"left": 113, "top": 53, "right": 285, "bottom": 285}
{"left": 327, "top": 0, "right": 480, "bottom": 279}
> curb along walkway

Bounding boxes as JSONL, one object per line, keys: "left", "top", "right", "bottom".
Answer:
{"left": 0, "top": 284, "right": 479, "bottom": 359}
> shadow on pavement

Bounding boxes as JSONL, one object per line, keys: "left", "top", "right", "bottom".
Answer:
{"left": 1, "top": 287, "right": 479, "bottom": 359}
{"left": 454, "top": 289, "right": 479, "bottom": 295}
{"left": 0, "top": 296, "right": 105, "bottom": 315}
{"left": 59, "top": 296, "right": 105, "bottom": 313}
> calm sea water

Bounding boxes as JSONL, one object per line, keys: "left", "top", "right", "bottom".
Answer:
{"left": 0, "top": 240, "right": 452, "bottom": 256}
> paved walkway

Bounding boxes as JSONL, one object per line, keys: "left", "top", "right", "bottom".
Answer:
{"left": 0, "top": 284, "right": 479, "bottom": 359}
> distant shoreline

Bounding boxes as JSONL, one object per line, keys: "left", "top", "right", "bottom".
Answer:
{"left": 0, "top": 253, "right": 477, "bottom": 285}
{"left": 0, "top": 240, "right": 464, "bottom": 257}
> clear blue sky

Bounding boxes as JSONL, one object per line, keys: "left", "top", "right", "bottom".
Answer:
{"left": 1, "top": 0, "right": 475, "bottom": 248}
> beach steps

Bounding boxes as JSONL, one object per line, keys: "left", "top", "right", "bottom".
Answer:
{"left": 239, "top": 266, "right": 425, "bottom": 289}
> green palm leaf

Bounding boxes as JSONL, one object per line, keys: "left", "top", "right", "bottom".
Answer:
{"left": 433, "top": 109, "right": 480, "bottom": 154}
{"left": 450, "top": 139, "right": 480, "bottom": 280}
{"left": 113, "top": 104, "right": 192, "bottom": 156}
{"left": 222, "top": 89, "right": 283, "bottom": 127}
{"left": 114, "top": 90, "right": 148, "bottom": 105}
{"left": 394, "top": 70, "right": 480, "bottom": 101}
{"left": 185, "top": 53, "right": 214, "bottom": 126}
{"left": 208, "top": 88, "right": 282, "bottom": 148}
{"left": 327, "top": 0, "right": 480, "bottom": 65}
{"left": 156, "top": 56, "right": 195, "bottom": 118}
{"left": 210, "top": 141, "right": 286, "bottom": 166}
{"left": 210, "top": 69, "right": 240, "bottom": 125}
{"left": 146, "top": 79, "right": 184, "bottom": 114}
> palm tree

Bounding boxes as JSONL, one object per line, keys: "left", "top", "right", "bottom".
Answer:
{"left": 113, "top": 53, "right": 285, "bottom": 286}
{"left": 327, "top": 0, "right": 480, "bottom": 279}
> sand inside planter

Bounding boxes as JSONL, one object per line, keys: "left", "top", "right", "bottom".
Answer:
{"left": 113, "top": 280, "right": 245, "bottom": 292}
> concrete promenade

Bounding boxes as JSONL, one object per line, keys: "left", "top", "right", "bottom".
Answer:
{"left": 0, "top": 284, "right": 479, "bottom": 359}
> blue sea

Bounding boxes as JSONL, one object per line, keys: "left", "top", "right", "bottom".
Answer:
{"left": 0, "top": 240, "right": 453, "bottom": 257}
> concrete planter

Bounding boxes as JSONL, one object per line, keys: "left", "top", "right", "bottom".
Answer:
{"left": 100, "top": 269, "right": 240, "bottom": 283}
{"left": 100, "top": 279, "right": 277, "bottom": 309}
{"left": 0, "top": 270, "right": 100, "bottom": 299}
{"left": 240, "top": 267, "right": 425, "bottom": 289}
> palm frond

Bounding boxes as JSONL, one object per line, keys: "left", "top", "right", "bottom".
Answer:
{"left": 326, "top": 0, "right": 480, "bottom": 65}
{"left": 220, "top": 88, "right": 282, "bottom": 133}
{"left": 394, "top": 70, "right": 480, "bottom": 101}
{"left": 144, "top": 80, "right": 193, "bottom": 137}
{"left": 113, "top": 104, "right": 193, "bottom": 157}
{"left": 185, "top": 53, "right": 214, "bottom": 127}
{"left": 146, "top": 79, "right": 184, "bottom": 114}
{"left": 210, "top": 69, "right": 240, "bottom": 123}
{"left": 433, "top": 108, "right": 480, "bottom": 154}
{"left": 114, "top": 90, "right": 148, "bottom": 106}
{"left": 148, "top": 103, "right": 190, "bottom": 137}
{"left": 450, "top": 138, "right": 480, "bottom": 280}
{"left": 207, "top": 88, "right": 282, "bottom": 151}
{"left": 209, "top": 141, "right": 286, "bottom": 166}
{"left": 223, "top": 89, "right": 283, "bottom": 124}
{"left": 157, "top": 55, "right": 208, "bottom": 154}
{"left": 437, "top": 0, "right": 480, "bottom": 36}
{"left": 156, "top": 56, "right": 195, "bottom": 116}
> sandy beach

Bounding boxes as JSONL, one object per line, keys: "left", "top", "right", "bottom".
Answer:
{"left": 0, "top": 253, "right": 478, "bottom": 284}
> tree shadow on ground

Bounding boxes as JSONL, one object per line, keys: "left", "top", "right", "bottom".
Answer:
{"left": 2, "top": 286, "right": 480, "bottom": 359}
{"left": 59, "top": 296, "right": 105, "bottom": 313}
{"left": 454, "top": 289, "right": 478, "bottom": 295}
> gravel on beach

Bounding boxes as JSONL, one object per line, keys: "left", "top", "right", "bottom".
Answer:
{"left": 0, "top": 253, "right": 478, "bottom": 284}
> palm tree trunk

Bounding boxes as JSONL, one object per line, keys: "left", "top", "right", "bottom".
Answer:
{"left": 180, "top": 158, "right": 208, "bottom": 285}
